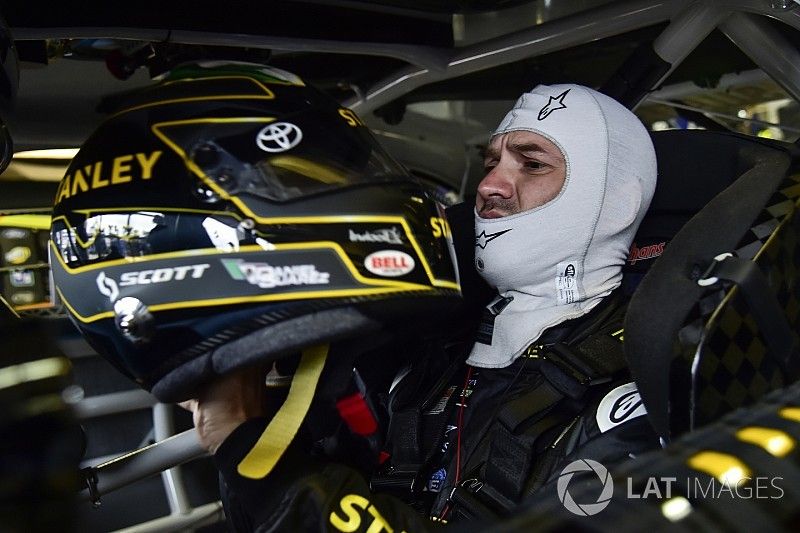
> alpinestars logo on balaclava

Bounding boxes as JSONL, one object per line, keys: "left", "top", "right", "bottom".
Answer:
{"left": 468, "top": 84, "right": 657, "bottom": 368}
{"left": 538, "top": 89, "right": 570, "bottom": 120}
{"left": 475, "top": 229, "right": 512, "bottom": 249}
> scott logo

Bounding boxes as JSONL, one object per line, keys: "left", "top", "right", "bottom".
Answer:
{"left": 256, "top": 122, "right": 303, "bottom": 153}
{"left": 96, "top": 271, "right": 120, "bottom": 302}
{"left": 364, "top": 250, "right": 415, "bottom": 277}
{"left": 119, "top": 264, "right": 210, "bottom": 286}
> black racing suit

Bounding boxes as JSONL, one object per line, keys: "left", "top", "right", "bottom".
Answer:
{"left": 214, "top": 292, "right": 660, "bottom": 532}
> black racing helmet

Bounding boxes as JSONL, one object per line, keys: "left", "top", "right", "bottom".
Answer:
{"left": 50, "top": 62, "right": 461, "bottom": 402}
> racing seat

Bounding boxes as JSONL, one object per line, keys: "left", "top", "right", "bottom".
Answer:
{"left": 625, "top": 129, "right": 800, "bottom": 441}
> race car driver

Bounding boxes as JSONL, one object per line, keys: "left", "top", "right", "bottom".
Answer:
{"left": 183, "top": 83, "right": 662, "bottom": 531}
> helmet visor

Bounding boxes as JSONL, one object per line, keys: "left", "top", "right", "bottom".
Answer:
{"left": 169, "top": 108, "right": 409, "bottom": 203}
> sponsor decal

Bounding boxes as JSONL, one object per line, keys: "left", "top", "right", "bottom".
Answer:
{"left": 119, "top": 264, "right": 210, "bottom": 286}
{"left": 10, "top": 292, "right": 35, "bottom": 305}
{"left": 425, "top": 386, "right": 457, "bottom": 416}
{"left": 558, "top": 459, "right": 613, "bottom": 516}
{"left": 338, "top": 108, "right": 365, "bottom": 127}
{"left": 329, "top": 494, "right": 397, "bottom": 533}
{"left": 5, "top": 246, "right": 31, "bottom": 265}
{"left": 9, "top": 270, "right": 35, "bottom": 287}
{"left": 1, "top": 229, "right": 27, "bottom": 239}
{"left": 556, "top": 261, "right": 580, "bottom": 305}
{"left": 595, "top": 382, "right": 647, "bottom": 433}
{"left": 96, "top": 271, "right": 119, "bottom": 303}
{"left": 475, "top": 228, "right": 511, "bottom": 249}
{"left": 431, "top": 216, "right": 451, "bottom": 239}
{"left": 54, "top": 151, "right": 163, "bottom": 205}
{"left": 255, "top": 122, "right": 303, "bottom": 153}
{"left": 364, "top": 250, "right": 414, "bottom": 277}
{"left": 627, "top": 241, "right": 666, "bottom": 265}
{"left": 96, "top": 264, "right": 210, "bottom": 303}
{"left": 203, "top": 218, "right": 240, "bottom": 252}
{"left": 348, "top": 227, "right": 403, "bottom": 245}
{"left": 427, "top": 468, "right": 447, "bottom": 492}
{"left": 538, "top": 88, "right": 570, "bottom": 120}
{"left": 222, "top": 258, "right": 330, "bottom": 289}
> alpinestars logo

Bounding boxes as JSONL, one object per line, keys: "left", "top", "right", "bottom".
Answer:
{"left": 475, "top": 229, "right": 512, "bottom": 249}
{"left": 538, "top": 89, "right": 570, "bottom": 120}
{"left": 222, "top": 258, "right": 330, "bottom": 289}
{"left": 596, "top": 383, "right": 647, "bottom": 433}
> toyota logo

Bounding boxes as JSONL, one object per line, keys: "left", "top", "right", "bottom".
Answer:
{"left": 256, "top": 122, "right": 303, "bottom": 153}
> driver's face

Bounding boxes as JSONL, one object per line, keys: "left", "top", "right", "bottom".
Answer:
{"left": 476, "top": 130, "right": 566, "bottom": 219}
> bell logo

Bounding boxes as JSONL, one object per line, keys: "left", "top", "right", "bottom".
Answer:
{"left": 364, "top": 250, "right": 415, "bottom": 277}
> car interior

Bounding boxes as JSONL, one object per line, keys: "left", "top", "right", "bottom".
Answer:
{"left": 1, "top": 1, "right": 800, "bottom": 531}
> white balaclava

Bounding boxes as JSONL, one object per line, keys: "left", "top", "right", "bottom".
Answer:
{"left": 468, "top": 84, "right": 657, "bottom": 368}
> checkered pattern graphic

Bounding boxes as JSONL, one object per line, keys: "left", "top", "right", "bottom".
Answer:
{"left": 672, "top": 174, "right": 800, "bottom": 431}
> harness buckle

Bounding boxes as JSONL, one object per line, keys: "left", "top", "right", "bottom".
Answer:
{"left": 697, "top": 252, "right": 734, "bottom": 287}
{"left": 544, "top": 343, "right": 601, "bottom": 386}
{"left": 370, "top": 466, "right": 420, "bottom": 499}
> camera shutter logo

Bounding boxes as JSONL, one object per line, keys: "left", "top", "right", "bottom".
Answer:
{"left": 557, "top": 459, "right": 614, "bottom": 516}
{"left": 256, "top": 122, "right": 303, "bottom": 153}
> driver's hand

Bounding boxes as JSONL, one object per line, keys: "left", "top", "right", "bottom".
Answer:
{"left": 180, "top": 368, "right": 267, "bottom": 454}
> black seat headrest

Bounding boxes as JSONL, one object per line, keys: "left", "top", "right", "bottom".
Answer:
{"left": 623, "top": 130, "right": 773, "bottom": 290}
{"left": 625, "top": 129, "right": 797, "bottom": 439}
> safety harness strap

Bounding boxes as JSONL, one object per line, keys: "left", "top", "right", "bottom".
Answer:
{"left": 393, "top": 349, "right": 469, "bottom": 462}
{"left": 458, "top": 316, "right": 628, "bottom": 514}
{"left": 484, "top": 408, "right": 567, "bottom": 500}
{"left": 496, "top": 379, "right": 564, "bottom": 431}
{"left": 237, "top": 344, "right": 328, "bottom": 479}
{"left": 373, "top": 349, "right": 469, "bottom": 495}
